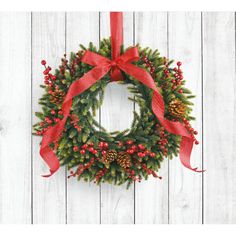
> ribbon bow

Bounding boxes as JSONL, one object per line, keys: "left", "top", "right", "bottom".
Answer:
{"left": 40, "top": 12, "right": 202, "bottom": 177}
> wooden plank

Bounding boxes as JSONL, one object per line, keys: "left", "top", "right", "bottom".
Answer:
{"left": 203, "top": 12, "right": 236, "bottom": 224}
{"left": 0, "top": 12, "right": 31, "bottom": 224}
{"left": 100, "top": 12, "right": 135, "bottom": 224}
{"left": 66, "top": 12, "right": 100, "bottom": 224}
{"left": 32, "top": 12, "right": 66, "bottom": 224}
{"left": 168, "top": 12, "right": 202, "bottom": 224}
{"left": 134, "top": 12, "right": 169, "bottom": 224}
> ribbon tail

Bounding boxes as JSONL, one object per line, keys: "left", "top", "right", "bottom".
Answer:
{"left": 119, "top": 62, "right": 203, "bottom": 172}
{"left": 39, "top": 65, "right": 111, "bottom": 176}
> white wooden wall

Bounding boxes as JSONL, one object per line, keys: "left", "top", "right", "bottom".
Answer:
{"left": 0, "top": 12, "right": 235, "bottom": 224}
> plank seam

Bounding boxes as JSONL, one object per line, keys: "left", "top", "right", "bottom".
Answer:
{"left": 201, "top": 12, "right": 204, "bottom": 225}
{"left": 133, "top": 11, "right": 136, "bottom": 225}
{"left": 65, "top": 11, "right": 68, "bottom": 225}
{"left": 99, "top": 11, "right": 102, "bottom": 225}
{"left": 167, "top": 11, "right": 170, "bottom": 225}
{"left": 31, "top": 11, "right": 34, "bottom": 225}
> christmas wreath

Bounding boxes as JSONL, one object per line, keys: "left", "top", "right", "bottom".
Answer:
{"left": 34, "top": 12, "right": 201, "bottom": 188}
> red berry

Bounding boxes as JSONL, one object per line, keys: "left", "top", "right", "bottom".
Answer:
{"left": 195, "top": 141, "right": 199, "bottom": 145}
{"left": 131, "top": 145, "right": 137, "bottom": 150}
{"left": 99, "top": 142, "right": 104, "bottom": 148}
{"left": 51, "top": 110, "right": 55, "bottom": 115}
{"left": 138, "top": 144, "right": 145, "bottom": 150}
{"left": 126, "top": 140, "right": 134, "bottom": 145}
{"left": 73, "top": 146, "right": 78, "bottom": 152}
{"left": 43, "top": 69, "right": 49, "bottom": 75}
{"left": 177, "top": 61, "right": 182, "bottom": 67}
{"left": 178, "top": 89, "right": 183, "bottom": 94}
{"left": 58, "top": 110, "right": 63, "bottom": 115}
{"left": 76, "top": 126, "right": 81, "bottom": 132}
{"left": 118, "top": 141, "right": 123, "bottom": 147}
{"left": 80, "top": 149, "right": 86, "bottom": 155}
{"left": 145, "top": 150, "right": 150, "bottom": 155}
{"left": 93, "top": 150, "right": 98, "bottom": 155}
{"left": 127, "top": 149, "right": 134, "bottom": 154}
{"left": 41, "top": 60, "right": 46, "bottom": 65}
{"left": 103, "top": 142, "right": 108, "bottom": 148}
{"left": 150, "top": 152, "right": 155, "bottom": 157}
{"left": 102, "top": 150, "right": 107, "bottom": 155}
{"left": 89, "top": 147, "right": 94, "bottom": 152}
{"left": 82, "top": 144, "right": 88, "bottom": 149}
{"left": 194, "top": 131, "right": 198, "bottom": 135}
{"left": 138, "top": 152, "right": 144, "bottom": 157}
{"left": 51, "top": 75, "right": 56, "bottom": 80}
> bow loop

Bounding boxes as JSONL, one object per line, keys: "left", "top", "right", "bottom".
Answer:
{"left": 118, "top": 47, "right": 140, "bottom": 63}
{"left": 82, "top": 50, "right": 110, "bottom": 67}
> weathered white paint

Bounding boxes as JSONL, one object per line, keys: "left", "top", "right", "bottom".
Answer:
{"left": 168, "top": 12, "right": 203, "bottom": 224}
{"left": 203, "top": 12, "right": 236, "bottom": 224}
{"left": 0, "top": 12, "right": 235, "bottom": 224}
{"left": 32, "top": 12, "right": 66, "bottom": 224}
{"left": 0, "top": 12, "right": 31, "bottom": 224}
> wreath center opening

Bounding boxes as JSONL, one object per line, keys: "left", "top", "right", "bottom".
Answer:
{"left": 98, "top": 82, "right": 139, "bottom": 133}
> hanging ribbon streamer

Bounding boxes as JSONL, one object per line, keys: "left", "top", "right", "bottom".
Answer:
{"left": 40, "top": 12, "right": 202, "bottom": 177}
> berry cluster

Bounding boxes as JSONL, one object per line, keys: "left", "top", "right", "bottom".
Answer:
{"left": 125, "top": 140, "right": 155, "bottom": 158}
{"left": 183, "top": 118, "right": 199, "bottom": 145}
{"left": 156, "top": 124, "right": 168, "bottom": 156}
{"left": 41, "top": 60, "right": 56, "bottom": 86}
{"left": 142, "top": 54, "right": 156, "bottom": 77}
{"left": 142, "top": 164, "right": 162, "bottom": 179}
{"left": 95, "top": 168, "right": 107, "bottom": 183}
{"left": 171, "top": 61, "right": 184, "bottom": 93}
{"left": 68, "top": 157, "right": 95, "bottom": 179}
{"left": 69, "top": 114, "right": 81, "bottom": 132}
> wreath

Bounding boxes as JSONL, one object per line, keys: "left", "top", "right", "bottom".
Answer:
{"left": 34, "top": 13, "right": 200, "bottom": 188}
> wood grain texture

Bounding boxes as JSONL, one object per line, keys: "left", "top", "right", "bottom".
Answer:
{"left": 168, "top": 12, "right": 203, "bottom": 224}
{"left": 134, "top": 12, "right": 169, "bottom": 224}
{"left": 32, "top": 12, "right": 66, "bottom": 224}
{"left": 66, "top": 12, "right": 100, "bottom": 224}
{"left": 0, "top": 12, "right": 31, "bottom": 224}
{"left": 1, "top": 12, "right": 236, "bottom": 224}
{"left": 100, "top": 12, "right": 135, "bottom": 224}
{"left": 203, "top": 12, "right": 236, "bottom": 224}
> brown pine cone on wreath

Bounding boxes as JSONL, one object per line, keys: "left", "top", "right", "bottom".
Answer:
{"left": 168, "top": 99, "right": 186, "bottom": 119}
{"left": 117, "top": 152, "right": 132, "bottom": 169}
{"left": 50, "top": 89, "right": 65, "bottom": 105}
{"left": 102, "top": 150, "right": 117, "bottom": 164}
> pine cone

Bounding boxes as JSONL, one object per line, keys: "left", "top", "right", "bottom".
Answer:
{"left": 50, "top": 89, "right": 65, "bottom": 105}
{"left": 102, "top": 150, "right": 117, "bottom": 164}
{"left": 168, "top": 99, "right": 186, "bottom": 119}
{"left": 117, "top": 152, "right": 132, "bottom": 169}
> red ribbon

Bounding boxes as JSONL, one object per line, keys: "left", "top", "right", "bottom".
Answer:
{"left": 40, "top": 12, "right": 202, "bottom": 177}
